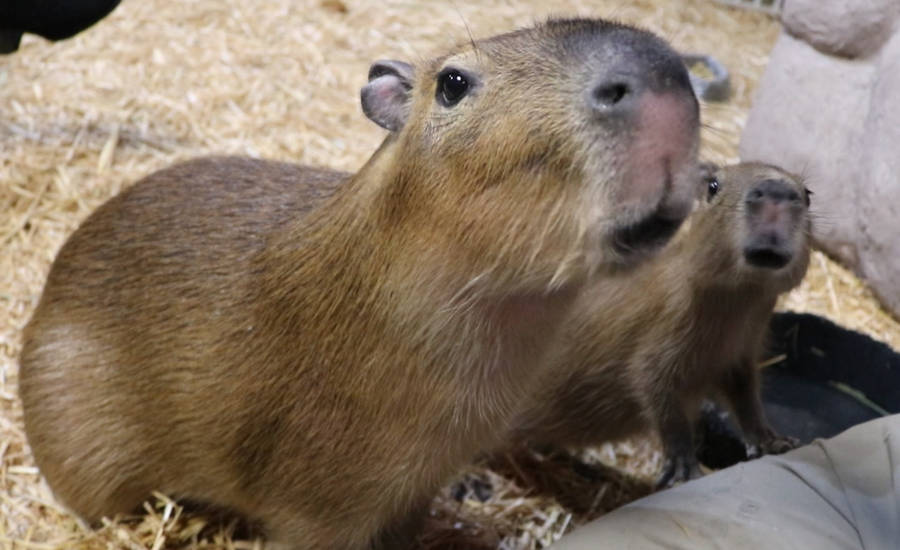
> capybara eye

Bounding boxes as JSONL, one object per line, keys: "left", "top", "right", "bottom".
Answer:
{"left": 437, "top": 69, "right": 469, "bottom": 106}
{"left": 804, "top": 188, "right": 812, "bottom": 207}
{"left": 707, "top": 177, "right": 720, "bottom": 200}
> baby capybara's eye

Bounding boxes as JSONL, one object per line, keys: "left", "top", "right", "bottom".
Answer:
{"left": 707, "top": 177, "right": 720, "bottom": 201}
{"left": 437, "top": 69, "right": 469, "bottom": 106}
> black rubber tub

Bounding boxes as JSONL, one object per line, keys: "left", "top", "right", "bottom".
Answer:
{"left": 698, "top": 311, "right": 900, "bottom": 469}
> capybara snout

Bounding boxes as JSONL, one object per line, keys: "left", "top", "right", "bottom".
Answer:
{"left": 741, "top": 177, "right": 810, "bottom": 267}
{"left": 586, "top": 23, "right": 701, "bottom": 254}
{"left": 705, "top": 163, "right": 811, "bottom": 283}
{"left": 577, "top": 24, "right": 700, "bottom": 262}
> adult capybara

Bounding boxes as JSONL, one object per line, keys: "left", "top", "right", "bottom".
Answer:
{"left": 19, "top": 18, "right": 699, "bottom": 549}
{"left": 516, "top": 163, "right": 810, "bottom": 487}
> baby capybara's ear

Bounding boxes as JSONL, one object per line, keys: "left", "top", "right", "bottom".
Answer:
{"left": 699, "top": 161, "right": 720, "bottom": 182}
{"left": 361, "top": 60, "right": 415, "bottom": 131}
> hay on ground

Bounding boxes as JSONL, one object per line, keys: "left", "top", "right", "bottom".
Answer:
{"left": 2, "top": 0, "right": 898, "bottom": 548}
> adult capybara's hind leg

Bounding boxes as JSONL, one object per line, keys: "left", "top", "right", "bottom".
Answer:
{"left": 20, "top": 323, "right": 155, "bottom": 525}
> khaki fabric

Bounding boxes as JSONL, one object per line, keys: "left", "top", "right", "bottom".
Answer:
{"left": 551, "top": 415, "right": 900, "bottom": 550}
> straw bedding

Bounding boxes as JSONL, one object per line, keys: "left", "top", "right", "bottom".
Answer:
{"left": 1, "top": 0, "right": 898, "bottom": 548}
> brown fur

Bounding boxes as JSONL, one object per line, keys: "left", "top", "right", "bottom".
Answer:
{"left": 515, "top": 162, "right": 812, "bottom": 485}
{"left": 19, "top": 18, "right": 699, "bottom": 549}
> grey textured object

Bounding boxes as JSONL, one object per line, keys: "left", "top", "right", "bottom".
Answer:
{"left": 782, "top": 0, "right": 899, "bottom": 58}
{"left": 741, "top": 0, "right": 900, "bottom": 318}
{"left": 682, "top": 54, "right": 731, "bottom": 102}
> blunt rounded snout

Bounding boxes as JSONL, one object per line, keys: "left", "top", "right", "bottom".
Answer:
{"left": 746, "top": 178, "right": 803, "bottom": 205}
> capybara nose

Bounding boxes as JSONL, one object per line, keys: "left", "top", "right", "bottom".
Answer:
{"left": 742, "top": 178, "right": 805, "bottom": 269}
{"left": 747, "top": 179, "right": 802, "bottom": 205}
{"left": 745, "top": 179, "right": 802, "bottom": 228}
{"left": 600, "top": 29, "right": 700, "bottom": 216}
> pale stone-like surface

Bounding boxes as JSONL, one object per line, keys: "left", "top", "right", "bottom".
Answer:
{"left": 856, "top": 32, "right": 900, "bottom": 316}
{"left": 782, "top": 0, "right": 899, "bottom": 58}
{"left": 741, "top": 0, "right": 900, "bottom": 317}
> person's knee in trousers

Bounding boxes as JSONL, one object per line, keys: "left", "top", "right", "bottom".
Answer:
{"left": 551, "top": 415, "right": 900, "bottom": 550}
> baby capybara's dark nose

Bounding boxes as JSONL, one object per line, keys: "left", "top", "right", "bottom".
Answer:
{"left": 746, "top": 178, "right": 803, "bottom": 206}
{"left": 743, "top": 179, "right": 807, "bottom": 269}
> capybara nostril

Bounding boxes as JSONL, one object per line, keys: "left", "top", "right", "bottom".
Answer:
{"left": 587, "top": 31, "right": 694, "bottom": 115}
{"left": 654, "top": 56, "right": 694, "bottom": 95}
{"left": 601, "top": 25, "right": 694, "bottom": 97}
{"left": 591, "top": 80, "right": 632, "bottom": 112}
{"left": 747, "top": 178, "right": 800, "bottom": 204}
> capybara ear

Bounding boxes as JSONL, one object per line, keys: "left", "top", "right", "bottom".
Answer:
{"left": 361, "top": 60, "right": 415, "bottom": 131}
{"left": 699, "top": 161, "right": 719, "bottom": 181}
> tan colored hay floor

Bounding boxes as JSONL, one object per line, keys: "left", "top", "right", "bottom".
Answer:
{"left": 2, "top": 0, "right": 898, "bottom": 548}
